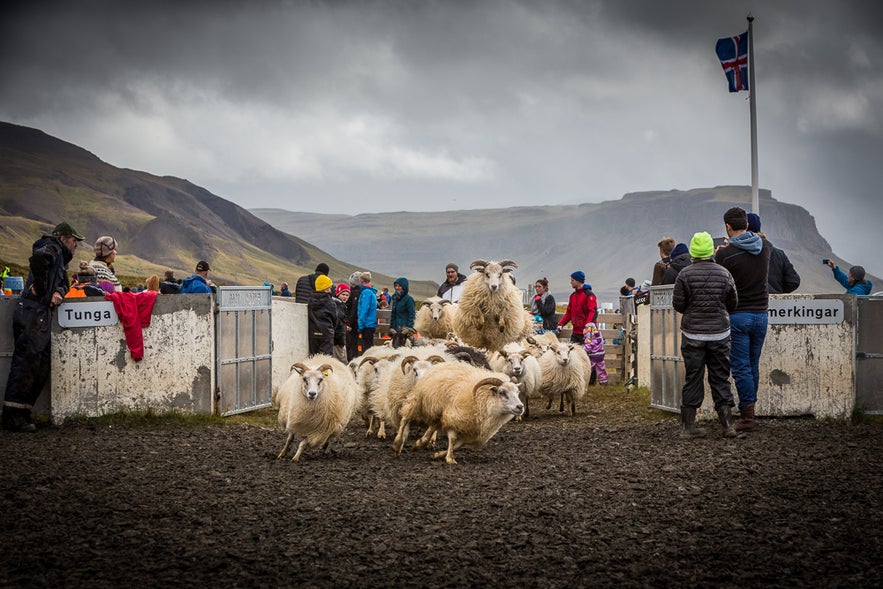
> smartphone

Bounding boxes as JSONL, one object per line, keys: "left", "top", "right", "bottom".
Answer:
{"left": 713, "top": 237, "right": 727, "bottom": 248}
{"left": 822, "top": 258, "right": 830, "bottom": 265}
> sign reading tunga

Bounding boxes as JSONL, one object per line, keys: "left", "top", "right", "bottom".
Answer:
{"left": 57, "top": 301, "right": 119, "bottom": 327}
{"left": 767, "top": 299, "right": 844, "bottom": 325}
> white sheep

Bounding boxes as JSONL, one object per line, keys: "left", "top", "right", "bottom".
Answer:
{"left": 538, "top": 342, "right": 590, "bottom": 417}
{"left": 379, "top": 351, "right": 448, "bottom": 435}
{"left": 276, "top": 355, "right": 361, "bottom": 461}
{"left": 392, "top": 362, "right": 524, "bottom": 464}
{"left": 488, "top": 345, "right": 542, "bottom": 420}
{"left": 452, "top": 259, "right": 527, "bottom": 352}
{"left": 414, "top": 296, "right": 457, "bottom": 340}
{"left": 354, "top": 354, "right": 400, "bottom": 438}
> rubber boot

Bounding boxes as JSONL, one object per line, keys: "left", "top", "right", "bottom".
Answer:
{"left": 679, "top": 407, "right": 706, "bottom": 439}
{"left": 717, "top": 405, "right": 738, "bottom": 438}
{"left": 1, "top": 407, "right": 37, "bottom": 433}
{"left": 735, "top": 403, "right": 757, "bottom": 432}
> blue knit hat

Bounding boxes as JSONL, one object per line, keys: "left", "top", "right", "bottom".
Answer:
{"left": 747, "top": 213, "right": 761, "bottom": 233}
{"left": 570, "top": 270, "right": 585, "bottom": 283}
{"left": 670, "top": 243, "right": 689, "bottom": 258}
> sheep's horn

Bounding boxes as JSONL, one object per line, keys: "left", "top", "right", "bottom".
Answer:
{"left": 358, "top": 356, "right": 378, "bottom": 367}
{"left": 427, "top": 355, "right": 447, "bottom": 364}
{"left": 470, "top": 259, "right": 489, "bottom": 270}
{"left": 316, "top": 364, "right": 334, "bottom": 373}
{"left": 526, "top": 336, "right": 537, "bottom": 345}
{"left": 473, "top": 377, "right": 504, "bottom": 394}
{"left": 400, "top": 355, "right": 418, "bottom": 373}
{"left": 440, "top": 299, "right": 452, "bottom": 306}
{"left": 500, "top": 259, "right": 518, "bottom": 270}
{"left": 291, "top": 362, "right": 309, "bottom": 374}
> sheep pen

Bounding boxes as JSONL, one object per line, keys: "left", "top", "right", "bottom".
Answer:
{"left": 2, "top": 385, "right": 881, "bottom": 588}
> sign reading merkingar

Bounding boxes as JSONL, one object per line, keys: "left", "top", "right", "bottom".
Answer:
{"left": 767, "top": 299, "right": 844, "bottom": 325}
{"left": 57, "top": 301, "right": 119, "bottom": 327}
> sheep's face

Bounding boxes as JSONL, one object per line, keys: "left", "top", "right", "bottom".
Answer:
{"left": 299, "top": 370, "right": 328, "bottom": 401}
{"left": 477, "top": 263, "right": 507, "bottom": 293}
{"left": 552, "top": 343, "right": 572, "bottom": 366}
{"left": 505, "top": 353, "right": 525, "bottom": 377}
{"left": 494, "top": 382, "right": 524, "bottom": 415}
{"left": 409, "top": 359, "right": 436, "bottom": 380}
{"left": 430, "top": 302, "right": 445, "bottom": 321}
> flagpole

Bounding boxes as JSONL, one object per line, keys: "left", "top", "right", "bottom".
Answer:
{"left": 748, "top": 13, "right": 759, "bottom": 214}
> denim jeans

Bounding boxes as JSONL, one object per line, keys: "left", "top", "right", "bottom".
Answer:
{"left": 729, "top": 311, "right": 768, "bottom": 408}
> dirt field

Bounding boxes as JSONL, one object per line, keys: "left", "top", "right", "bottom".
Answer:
{"left": 1, "top": 387, "right": 881, "bottom": 588}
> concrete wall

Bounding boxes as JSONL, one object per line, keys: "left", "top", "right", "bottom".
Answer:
{"left": 639, "top": 293, "right": 858, "bottom": 419}
{"left": 271, "top": 297, "right": 310, "bottom": 399}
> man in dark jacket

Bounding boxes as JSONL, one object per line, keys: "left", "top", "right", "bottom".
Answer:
{"left": 673, "top": 231, "right": 738, "bottom": 438}
{"left": 295, "top": 263, "right": 329, "bottom": 304}
{"left": 308, "top": 274, "right": 338, "bottom": 356}
{"left": 651, "top": 237, "right": 675, "bottom": 286}
{"left": 3, "top": 222, "right": 84, "bottom": 432}
{"left": 661, "top": 242, "right": 691, "bottom": 285}
{"left": 388, "top": 277, "right": 416, "bottom": 348}
{"left": 747, "top": 213, "right": 800, "bottom": 294}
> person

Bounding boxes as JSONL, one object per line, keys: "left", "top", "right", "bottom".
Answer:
{"left": 307, "top": 274, "right": 338, "bottom": 356}
{"left": 825, "top": 259, "right": 872, "bottom": 295}
{"left": 89, "top": 235, "right": 121, "bottom": 292}
{"left": 160, "top": 270, "right": 180, "bottom": 294}
{"left": 380, "top": 287, "right": 390, "bottom": 306}
{"left": 673, "top": 231, "right": 739, "bottom": 438}
{"left": 295, "top": 263, "right": 329, "bottom": 304}
{"left": 714, "top": 207, "right": 771, "bottom": 432}
{"left": 623, "top": 277, "right": 639, "bottom": 296}
{"left": 3, "top": 222, "right": 85, "bottom": 432}
{"left": 332, "top": 284, "right": 350, "bottom": 363}
{"left": 557, "top": 271, "right": 597, "bottom": 345}
{"left": 388, "top": 277, "right": 416, "bottom": 348}
{"left": 652, "top": 237, "right": 676, "bottom": 286}
{"left": 66, "top": 261, "right": 104, "bottom": 298}
{"left": 437, "top": 263, "right": 467, "bottom": 302}
{"left": 531, "top": 277, "right": 557, "bottom": 333}
{"left": 280, "top": 282, "right": 292, "bottom": 297}
{"left": 145, "top": 275, "right": 160, "bottom": 293}
{"left": 344, "top": 271, "right": 363, "bottom": 360}
{"left": 357, "top": 272, "right": 378, "bottom": 353}
{"left": 180, "top": 260, "right": 213, "bottom": 294}
{"left": 583, "top": 323, "right": 608, "bottom": 385}
{"left": 661, "top": 243, "right": 690, "bottom": 285}
{"left": 747, "top": 213, "right": 800, "bottom": 294}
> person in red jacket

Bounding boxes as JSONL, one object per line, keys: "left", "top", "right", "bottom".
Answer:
{"left": 557, "top": 270, "right": 597, "bottom": 345}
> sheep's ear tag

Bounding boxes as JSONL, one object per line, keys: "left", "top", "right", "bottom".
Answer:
{"left": 322, "top": 369, "right": 331, "bottom": 376}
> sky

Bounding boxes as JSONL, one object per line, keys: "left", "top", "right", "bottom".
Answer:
{"left": 2, "top": 0, "right": 882, "bottom": 278}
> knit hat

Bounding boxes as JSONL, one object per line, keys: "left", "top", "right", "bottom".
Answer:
{"left": 315, "top": 274, "right": 333, "bottom": 292}
{"left": 670, "top": 243, "right": 689, "bottom": 258}
{"left": 689, "top": 231, "right": 715, "bottom": 259}
{"left": 850, "top": 266, "right": 866, "bottom": 282}
{"left": 570, "top": 270, "right": 585, "bottom": 283}
{"left": 53, "top": 222, "right": 85, "bottom": 241}
{"left": 315, "top": 263, "right": 330, "bottom": 275}
{"left": 77, "top": 261, "right": 96, "bottom": 276}
{"left": 335, "top": 283, "right": 350, "bottom": 296}
{"left": 446, "top": 262, "right": 459, "bottom": 272}
{"left": 94, "top": 236, "right": 118, "bottom": 258}
{"left": 348, "top": 271, "right": 362, "bottom": 286}
{"left": 196, "top": 260, "right": 210, "bottom": 272}
{"left": 747, "top": 213, "right": 761, "bottom": 233}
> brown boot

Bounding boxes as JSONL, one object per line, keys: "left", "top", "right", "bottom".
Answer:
{"left": 717, "top": 405, "right": 738, "bottom": 438}
{"left": 735, "top": 403, "right": 756, "bottom": 431}
{"left": 679, "top": 407, "right": 706, "bottom": 438}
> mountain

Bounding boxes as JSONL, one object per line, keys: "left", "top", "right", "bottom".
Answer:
{"left": 252, "top": 187, "right": 877, "bottom": 303}
{"left": 0, "top": 122, "right": 438, "bottom": 297}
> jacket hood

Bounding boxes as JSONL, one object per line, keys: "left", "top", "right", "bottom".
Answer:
{"left": 394, "top": 277, "right": 410, "bottom": 294}
{"left": 182, "top": 275, "right": 205, "bottom": 287}
{"left": 728, "top": 231, "right": 763, "bottom": 255}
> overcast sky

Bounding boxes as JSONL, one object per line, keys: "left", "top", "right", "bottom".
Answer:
{"left": 2, "top": 0, "right": 881, "bottom": 278}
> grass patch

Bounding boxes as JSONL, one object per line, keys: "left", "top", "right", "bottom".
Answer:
{"left": 851, "top": 407, "right": 883, "bottom": 425}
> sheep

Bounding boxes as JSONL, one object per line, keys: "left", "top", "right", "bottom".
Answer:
{"left": 488, "top": 345, "right": 542, "bottom": 419}
{"left": 392, "top": 362, "right": 524, "bottom": 464}
{"left": 538, "top": 342, "right": 590, "bottom": 417}
{"left": 276, "top": 355, "right": 361, "bottom": 461}
{"left": 354, "top": 354, "right": 400, "bottom": 437}
{"left": 444, "top": 343, "right": 491, "bottom": 370}
{"left": 379, "top": 352, "right": 448, "bottom": 435}
{"left": 414, "top": 296, "right": 457, "bottom": 340}
{"left": 452, "top": 259, "right": 527, "bottom": 352}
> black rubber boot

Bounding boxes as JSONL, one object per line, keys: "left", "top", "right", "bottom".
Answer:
{"left": 717, "top": 405, "right": 738, "bottom": 438}
{"left": 679, "top": 407, "right": 706, "bottom": 439}
{"left": 2, "top": 407, "right": 37, "bottom": 433}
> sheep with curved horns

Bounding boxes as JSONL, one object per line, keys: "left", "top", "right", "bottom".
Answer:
{"left": 538, "top": 342, "right": 590, "bottom": 417}
{"left": 378, "top": 352, "right": 448, "bottom": 438}
{"left": 354, "top": 354, "right": 401, "bottom": 437}
{"left": 276, "top": 355, "right": 361, "bottom": 461}
{"left": 488, "top": 344, "right": 542, "bottom": 420}
{"left": 452, "top": 259, "right": 527, "bottom": 352}
{"left": 414, "top": 296, "right": 457, "bottom": 340}
{"left": 392, "top": 362, "right": 524, "bottom": 464}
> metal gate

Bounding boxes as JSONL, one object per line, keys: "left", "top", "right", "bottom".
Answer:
{"left": 856, "top": 296, "right": 883, "bottom": 414}
{"left": 649, "top": 285, "right": 684, "bottom": 412}
{"left": 216, "top": 286, "right": 273, "bottom": 416}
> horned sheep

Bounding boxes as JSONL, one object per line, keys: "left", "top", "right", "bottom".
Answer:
{"left": 488, "top": 344, "right": 542, "bottom": 419}
{"left": 414, "top": 296, "right": 457, "bottom": 340}
{"left": 276, "top": 355, "right": 361, "bottom": 461}
{"left": 452, "top": 259, "right": 528, "bottom": 352}
{"left": 538, "top": 342, "right": 590, "bottom": 417}
{"left": 392, "top": 362, "right": 524, "bottom": 464}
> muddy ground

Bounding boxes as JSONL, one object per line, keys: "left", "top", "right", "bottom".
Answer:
{"left": 1, "top": 388, "right": 881, "bottom": 589}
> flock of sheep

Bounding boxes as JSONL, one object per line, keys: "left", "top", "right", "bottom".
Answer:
{"left": 275, "top": 259, "right": 592, "bottom": 464}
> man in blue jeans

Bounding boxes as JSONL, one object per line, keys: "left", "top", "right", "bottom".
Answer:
{"left": 715, "top": 207, "right": 771, "bottom": 431}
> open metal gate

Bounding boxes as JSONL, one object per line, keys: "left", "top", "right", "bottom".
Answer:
{"left": 216, "top": 286, "right": 273, "bottom": 416}
{"left": 856, "top": 296, "right": 883, "bottom": 414}
{"left": 649, "top": 285, "right": 684, "bottom": 412}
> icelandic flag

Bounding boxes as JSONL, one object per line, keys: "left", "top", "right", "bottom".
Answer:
{"left": 715, "top": 31, "right": 749, "bottom": 92}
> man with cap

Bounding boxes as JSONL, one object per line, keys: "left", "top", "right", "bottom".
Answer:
{"left": 89, "top": 235, "right": 121, "bottom": 292}
{"left": 3, "top": 222, "right": 84, "bottom": 432}
{"left": 715, "top": 207, "right": 772, "bottom": 432}
{"left": 437, "top": 263, "right": 467, "bottom": 303}
{"left": 825, "top": 259, "right": 872, "bottom": 295}
{"left": 747, "top": 213, "right": 800, "bottom": 294}
{"left": 672, "top": 231, "right": 739, "bottom": 439}
{"left": 308, "top": 274, "right": 338, "bottom": 356}
{"left": 557, "top": 270, "right": 598, "bottom": 345}
{"left": 180, "top": 260, "right": 213, "bottom": 294}
{"left": 295, "top": 263, "right": 329, "bottom": 304}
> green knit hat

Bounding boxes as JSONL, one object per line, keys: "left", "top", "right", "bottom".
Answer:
{"left": 689, "top": 231, "right": 715, "bottom": 259}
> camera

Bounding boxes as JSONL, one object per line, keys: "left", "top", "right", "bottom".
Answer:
{"left": 822, "top": 258, "right": 830, "bottom": 265}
